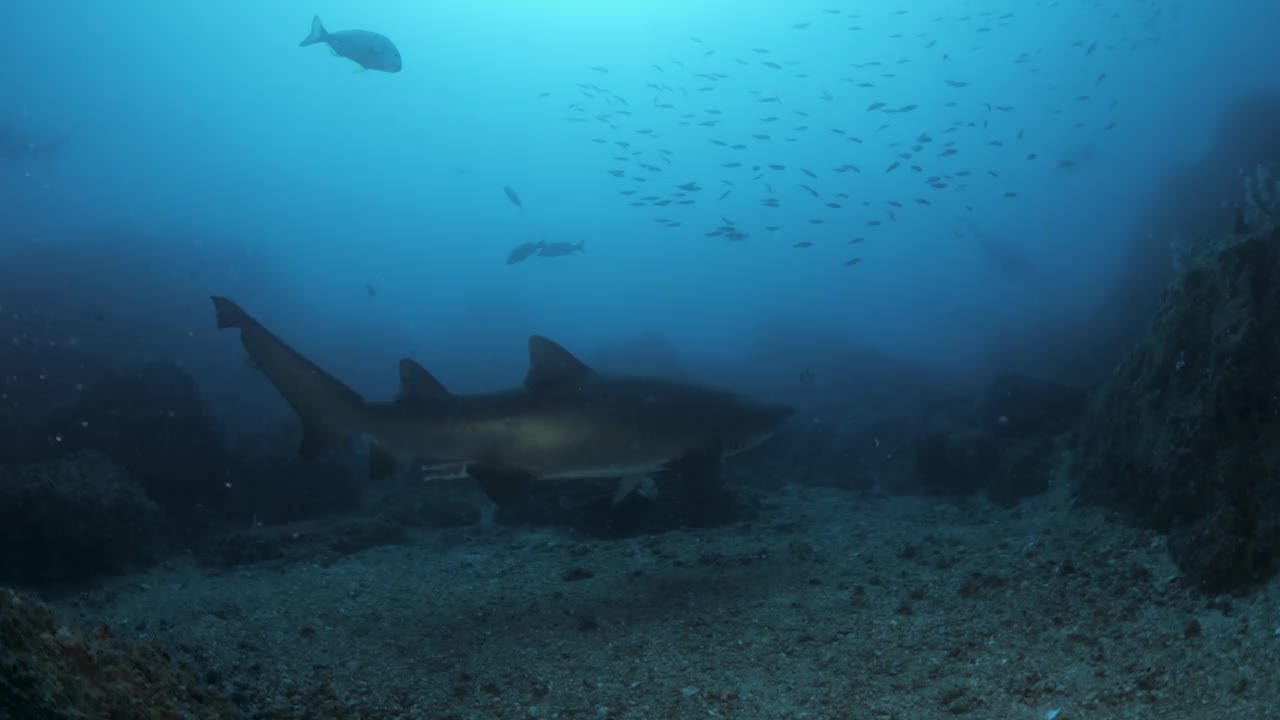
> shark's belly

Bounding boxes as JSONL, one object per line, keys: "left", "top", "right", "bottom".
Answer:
{"left": 482, "top": 417, "right": 692, "bottom": 478}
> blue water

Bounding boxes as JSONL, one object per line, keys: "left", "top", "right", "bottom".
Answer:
{"left": 2, "top": 1, "right": 1277, "bottom": 411}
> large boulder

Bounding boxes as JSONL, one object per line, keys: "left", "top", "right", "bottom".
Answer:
{"left": 28, "top": 362, "right": 230, "bottom": 535}
{"left": 1074, "top": 164, "right": 1280, "bottom": 592}
{"left": 0, "top": 343, "right": 104, "bottom": 463}
{"left": 0, "top": 451, "right": 171, "bottom": 589}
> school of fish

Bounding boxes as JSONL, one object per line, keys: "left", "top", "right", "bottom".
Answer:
{"left": 528, "top": 3, "right": 1164, "bottom": 268}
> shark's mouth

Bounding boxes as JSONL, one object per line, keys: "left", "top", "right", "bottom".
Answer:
{"left": 723, "top": 432, "right": 775, "bottom": 458}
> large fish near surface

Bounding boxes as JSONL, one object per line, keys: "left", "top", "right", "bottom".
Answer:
{"left": 299, "top": 15, "right": 401, "bottom": 73}
{"left": 211, "top": 296, "right": 792, "bottom": 506}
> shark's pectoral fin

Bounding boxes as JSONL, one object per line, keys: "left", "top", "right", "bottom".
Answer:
{"left": 665, "top": 442, "right": 733, "bottom": 527}
{"left": 368, "top": 440, "right": 401, "bottom": 481}
{"left": 666, "top": 441, "right": 724, "bottom": 489}
{"left": 467, "top": 465, "right": 533, "bottom": 505}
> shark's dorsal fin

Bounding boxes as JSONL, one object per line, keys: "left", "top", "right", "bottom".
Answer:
{"left": 397, "top": 358, "right": 449, "bottom": 407}
{"left": 525, "top": 336, "right": 593, "bottom": 389}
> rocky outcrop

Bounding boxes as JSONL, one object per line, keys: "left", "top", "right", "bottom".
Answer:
{"left": 0, "top": 452, "right": 171, "bottom": 589}
{"left": 0, "top": 588, "right": 236, "bottom": 719}
{"left": 905, "top": 373, "right": 1085, "bottom": 505}
{"left": 29, "top": 362, "right": 231, "bottom": 535}
{"left": 1075, "top": 164, "right": 1280, "bottom": 592}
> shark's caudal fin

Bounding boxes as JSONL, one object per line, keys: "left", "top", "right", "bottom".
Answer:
{"left": 299, "top": 15, "right": 328, "bottom": 47}
{"left": 211, "top": 296, "right": 365, "bottom": 459}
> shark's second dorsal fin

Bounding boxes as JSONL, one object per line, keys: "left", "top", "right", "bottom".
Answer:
{"left": 397, "top": 358, "right": 449, "bottom": 407}
{"left": 525, "top": 336, "right": 593, "bottom": 389}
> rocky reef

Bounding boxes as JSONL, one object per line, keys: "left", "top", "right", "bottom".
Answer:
{"left": 27, "top": 362, "right": 231, "bottom": 536}
{"left": 0, "top": 588, "right": 235, "bottom": 719}
{"left": 0, "top": 452, "right": 171, "bottom": 590}
{"left": 910, "top": 372, "right": 1087, "bottom": 505}
{"left": 1074, "top": 164, "right": 1280, "bottom": 592}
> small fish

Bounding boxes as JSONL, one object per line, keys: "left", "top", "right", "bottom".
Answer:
{"left": 793, "top": 241, "right": 813, "bottom": 249}
{"left": 503, "top": 185, "right": 524, "bottom": 208}
{"left": 843, "top": 258, "right": 862, "bottom": 266}
{"left": 365, "top": 284, "right": 377, "bottom": 298}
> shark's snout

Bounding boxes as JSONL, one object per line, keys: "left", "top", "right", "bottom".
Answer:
{"left": 768, "top": 403, "right": 796, "bottom": 426}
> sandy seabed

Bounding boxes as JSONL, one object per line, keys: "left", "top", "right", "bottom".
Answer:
{"left": 57, "top": 483, "right": 1280, "bottom": 720}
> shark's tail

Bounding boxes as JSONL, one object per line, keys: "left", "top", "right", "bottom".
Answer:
{"left": 212, "top": 296, "right": 366, "bottom": 459}
{"left": 576, "top": 240, "right": 586, "bottom": 252}
{"left": 299, "top": 15, "right": 328, "bottom": 47}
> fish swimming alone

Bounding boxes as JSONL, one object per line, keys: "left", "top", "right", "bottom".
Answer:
{"left": 503, "top": 185, "right": 523, "bottom": 209}
{"left": 537, "top": 240, "right": 584, "bottom": 258}
{"left": 506, "top": 241, "right": 543, "bottom": 265}
{"left": 211, "top": 296, "right": 792, "bottom": 506}
{"left": 300, "top": 16, "right": 401, "bottom": 73}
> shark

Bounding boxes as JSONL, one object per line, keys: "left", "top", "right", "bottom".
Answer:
{"left": 211, "top": 296, "right": 793, "bottom": 505}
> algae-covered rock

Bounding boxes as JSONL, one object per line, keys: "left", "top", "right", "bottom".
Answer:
{"left": 0, "top": 451, "right": 171, "bottom": 589}
{"left": 1075, "top": 164, "right": 1280, "bottom": 592}
{"left": 0, "top": 588, "right": 236, "bottom": 719}
{"left": 31, "top": 362, "right": 231, "bottom": 536}
{"left": 1243, "top": 162, "right": 1280, "bottom": 234}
